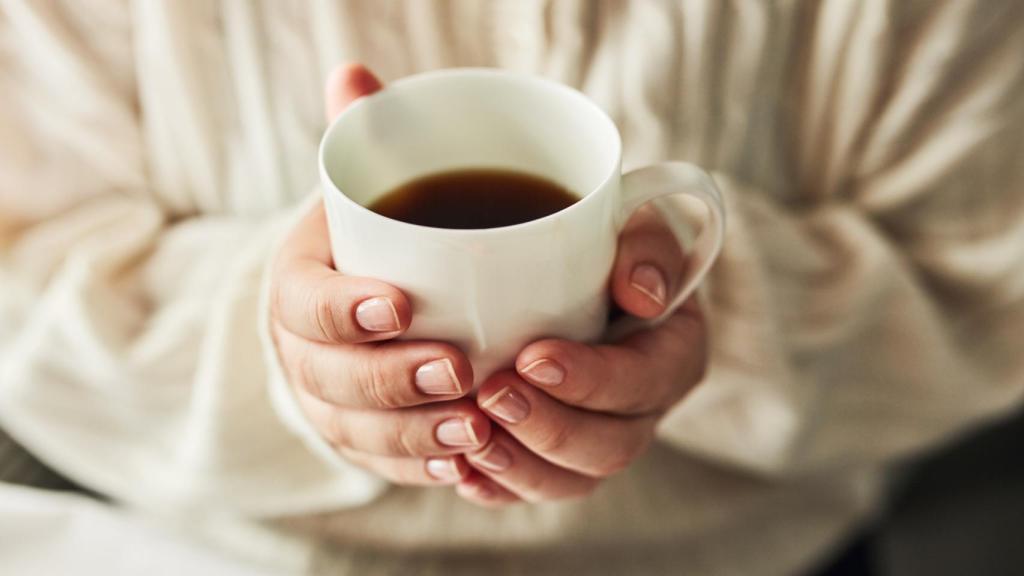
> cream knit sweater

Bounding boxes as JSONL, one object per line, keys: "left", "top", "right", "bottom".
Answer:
{"left": 1, "top": 1, "right": 1022, "bottom": 574}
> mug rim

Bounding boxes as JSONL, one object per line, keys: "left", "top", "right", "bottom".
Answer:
{"left": 317, "top": 67, "right": 623, "bottom": 236}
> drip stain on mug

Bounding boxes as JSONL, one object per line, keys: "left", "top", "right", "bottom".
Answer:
{"left": 368, "top": 168, "right": 578, "bottom": 229}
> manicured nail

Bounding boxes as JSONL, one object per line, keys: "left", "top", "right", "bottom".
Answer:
{"left": 480, "top": 386, "right": 530, "bottom": 424}
{"left": 436, "top": 418, "right": 480, "bottom": 447}
{"left": 426, "top": 458, "right": 461, "bottom": 481}
{"left": 416, "top": 358, "right": 462, "bottom": 395}
{"left": 630, "top": 263, "right": 667, "bottom": 307}
{"left": 472, "top": 442, "right": 512, "bottom": 472}
{"left": 520, "top": 358, "right": 565, "bottom": 387}
{"left": 355, "top": 297, "right": 400, "bottom": 332}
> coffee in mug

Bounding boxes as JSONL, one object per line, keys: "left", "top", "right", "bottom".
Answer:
{"left": 368, "top": 168, "right": 578, "bottom": 229}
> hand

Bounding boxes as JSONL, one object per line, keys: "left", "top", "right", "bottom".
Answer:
{"left": 457, "top": 207, "right": 708, "bottom": 506}
{"left": 269, "top": 64, "right": 491, "bottom": 486}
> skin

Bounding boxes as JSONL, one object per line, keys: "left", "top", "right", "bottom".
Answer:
{"left": 269, "top": 63, "right": 709, "bottom": 506}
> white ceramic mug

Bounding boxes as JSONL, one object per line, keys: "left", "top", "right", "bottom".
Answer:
{"left": 320, "top": 69, "right": 725, "bottom": 383}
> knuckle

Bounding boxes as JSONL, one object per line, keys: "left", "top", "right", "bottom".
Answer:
{"left": 296, "top": 341, "right": 327, "bottom": 400}
{"left": 519, "top": 489, "right": 547, "bottom": 504}
{"left": 616, "top": 392, "right": 649, "bottom": 416}
{"left": 335, "top": 445, "right": 358, "bottom": 462}
{"left": 311, "top": 289, "right": 345, "bottom": 342}
{"left": 654, "top": 378, "right": 684, "bottom": 413}
{"left": 589, "top": 441, "right": 638, "bottom": 478}
{"left": 513, "top": 471, "right": 553, "bottom": 503}
{"left": 360, "top": 360, "right": 403, "bottom": 409}
{"left": 388, "top": 460, "right": 426, "bottom": 485}
{"left": 385, "top": 419, "right": 421, "bottom": 457}
{"left": 339, "top": 448, "right": 408, "bottom": 485}
{"left": 568, "top": 376, "right": 601, "bottom": 407}
{"left": 533, "top": 422, "right": 572, "bottom": 456}
{"left": 380, "top": 457, "right": 415, "bottom": 483}
{"left": 323, "top": 413, "right": 351, "bottom": 449}
{"left": 595, "top": 429, "right": 651, "bottom": 477}
{"left": 380, "top": 468, "right": 412, "bottom": 486}
{"left": 617, "top": 376, "right": 662, "bottom": 415}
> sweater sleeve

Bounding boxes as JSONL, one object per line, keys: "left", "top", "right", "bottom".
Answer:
{"left": 655, "top": 0, "right": 1024, "bottom": 476}
{"left": 0, "top": 1, "right": 384, "bottom": 515}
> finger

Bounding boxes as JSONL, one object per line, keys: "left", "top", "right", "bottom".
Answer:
{"left": 299, "top": 394, "right": 492, "bottom": 457}
{"left": 338, "top": 448, "right": 469, "bottom": 486}
{"left": 465, "top": 428, "right": 598, "bottom": 502}
{"left": 610, "top": 206, "right": 687, "bottom": 319}
{"left": 477, "top": 372, "right": 655, "bottom": 478}
{"left": 455, "top": 470, "right": 521, "bottom": 508}
{"left": 325, "top": 62, "right": 383, "bottom": 122}
{"left": 514, "top": 301, "right": 707, "bottom": 415}
{"left": 276, "top": 326, "right": 473, "bottom": 408}
{"left": 272, "top": 203, "right": 412, "bottom": 344}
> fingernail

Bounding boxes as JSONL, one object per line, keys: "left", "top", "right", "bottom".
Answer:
{"left": 520, "top": 358, "right": 565, "bottom": 387}
{"left": 355, "top": 297, "right": 400, "bottom": 332}
{"left": 416, "top": 358, "right": 462, "bottom": 395}
{"left": 630, "top": 264, "right": 667, "bottom": 307}
{"left": 436, "top": 418, "right": 480, "bottom": 447}
{"left": 426, "top": 458, "right": 461, "bottom": 481}
{"left": 480, "top": 386, "right": 530, "bottom": 424}
{"left": 472, "top": 442, "right": 512, "bottom": 472}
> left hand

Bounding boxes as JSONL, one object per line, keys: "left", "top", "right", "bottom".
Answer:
{"left": 456, "top": 206, "right": 709, "bottom": 506}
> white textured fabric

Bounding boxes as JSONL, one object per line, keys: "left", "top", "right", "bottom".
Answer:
{"left": 1, "top": 1, "right": 1022, "bottom": 574}
{"left": 0, "top": 482, "right": 291, "bottom": 575}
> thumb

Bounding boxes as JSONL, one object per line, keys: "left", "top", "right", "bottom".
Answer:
{"left": 324, "top": 63, "right": 383, "bottom": 122}
{"left": 610, "top": 207, "right": 687, "bottom": 319}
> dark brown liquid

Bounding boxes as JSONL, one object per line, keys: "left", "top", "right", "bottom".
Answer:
{"left": 368, "top": 169, "right": 578, "bottom": 229}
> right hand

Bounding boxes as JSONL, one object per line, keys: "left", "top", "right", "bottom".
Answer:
{"left": 269, "top": 64, "right": 491, "bottom": 486}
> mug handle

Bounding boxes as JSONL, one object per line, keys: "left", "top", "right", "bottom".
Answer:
{"left": 614, "top": 162, "right": 726, "bottom": 327}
